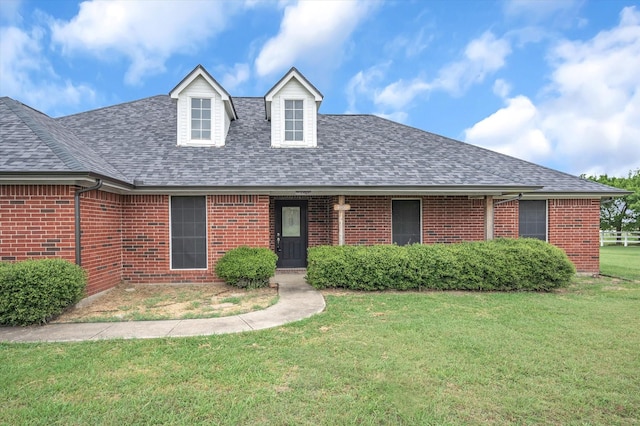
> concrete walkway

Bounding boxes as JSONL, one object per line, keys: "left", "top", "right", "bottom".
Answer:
{"left": 0, "top": 273, "right": 325, "bottom": 343}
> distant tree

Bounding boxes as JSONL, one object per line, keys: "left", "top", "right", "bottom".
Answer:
{"left": 583, "top": 169, "right": 640, "bottom": 235}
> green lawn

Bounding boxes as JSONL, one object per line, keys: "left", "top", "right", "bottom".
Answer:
{"left": 600, "top": 245, "right": 640, "bottom": 280}
{"left": 2, "top": 277, "right": 639, "bottom": 425}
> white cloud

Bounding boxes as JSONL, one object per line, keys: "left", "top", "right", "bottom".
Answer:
{"left": 0, "top": 25, "right": 95, "bottom": 114}
{"left": 374, "top": 111, "right": 408, "bottom": 123}
{"left": 493, "top": 79, "right": 511, "bottom": 98}
{"left": 255, "top": 0, "right": 373, "bottom": 77}
{"left": 51, "top": 0, "right": 239, "bottom": 85}
{"left": 466, "top": 6, "right": 640, "bottom": 176}
{"left": 373, "top": 78, "right": 431, "bottom": 110}
{"left": 464, "top": 95, "right": 551, "bottom": 160}
{"left": 352, "top": 31, "right": 511, "bottom": 115}
{"left": 433, "top": 32, "right": 511, "bottom": 96}
{"left": 386, "top": 27, "right": 433, "bottom": 58}
{"left": 219, "top": 63, "right": 251, "bottom": 91}
{"left": 345, "top": 62, "right": 389, "bottom": 113}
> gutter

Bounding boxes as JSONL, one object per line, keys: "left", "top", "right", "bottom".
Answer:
{"left": 0, "top": 171, "right": 133, "bottom": 191}
{"left": 494, "top": 193, "right": 523, "bottom": 206}
{"left": 75, "top": 179, "right": 103, "bottom": 266}
{"left": 122, "top": 184, "right": 544, "bottom": 196}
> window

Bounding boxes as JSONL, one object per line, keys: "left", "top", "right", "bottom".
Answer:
{"left": 171, "top": 196, "right": 207, "bottom": 269}
{"left": 392, "top": 199, "right": 421, "bottom": 245}
{"left": 284, "top": 100, "right": 303, "bottom": 141}
{"left": 519, "top": 200, "right": 547, "bottom": 241}
{"left": 191, "top": 98, "right": 211, "bottom": 140}
{"left": 282, "top": 206, "right": 301, "bottom": 237}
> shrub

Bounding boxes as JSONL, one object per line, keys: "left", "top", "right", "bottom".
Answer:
{"left": 215, "top": 246, "right": 278, "bottom": 288}
{"left": 305, "top": 245, "right": 354, "bottom": 289}
{"left": 306, "top": 245, "right": 412, "bottom": 291}
{"left": 0, "top": 259, "right": 87, "bottom": 326}
{"left": 307, "top": 239, "right": 575, "bottom": 292}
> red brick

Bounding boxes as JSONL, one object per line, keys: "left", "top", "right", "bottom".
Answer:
{"left": 1, "top": 186, "right": 602, "bottom": 293}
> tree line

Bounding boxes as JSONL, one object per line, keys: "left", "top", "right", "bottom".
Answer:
{"left": 583, "top": 169, "right": 640, "bottom": 233}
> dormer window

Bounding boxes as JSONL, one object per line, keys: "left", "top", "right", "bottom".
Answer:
{"left": 191, "top": 98, "right": 211, "bottom": 140}
{"left": 170, "top": 65, "right": 237, "bottom": 148}
{"left": 284, "top": 100, "right": 304, "bottom": 142}
{"left": 265, "top": 67, "right": 323, "bottom": 148}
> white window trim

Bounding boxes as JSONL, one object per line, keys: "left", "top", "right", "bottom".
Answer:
{"left": 189, "top": 97, "right": 212, "bottom": 143}
{"left": 544, "top": 199, "right": 549, "bottom": 242}
{"left": 185, "top": 96, "right": 222, "bottom": 147}
{"left": 391, "top": 198, "right": 423, "bottom": 245}
{"left": 518, "top": 199, "right": 548, "bottom": 242}
{"left": 275, "top": 98, "right": 314, "bottom": 148}
{"left": 169, "top": 195, "right": 209, "bottom": 271}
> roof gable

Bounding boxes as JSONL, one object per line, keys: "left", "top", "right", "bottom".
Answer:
{"left": 170, "top": 64, "right": 237, "bottom": 120}
{"left": 264, "top": 67, "right": 323, "bottom": 120}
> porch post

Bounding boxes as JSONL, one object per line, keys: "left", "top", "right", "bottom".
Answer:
{"left": 485, "top": 195, "right": 494, "bottom": 240}
{"left": 334, "top": 195, "right": 351, "bottom": 246}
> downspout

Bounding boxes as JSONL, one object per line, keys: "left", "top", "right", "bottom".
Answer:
{"left": 75, "top": 179, "right": 103, "bottom": 266}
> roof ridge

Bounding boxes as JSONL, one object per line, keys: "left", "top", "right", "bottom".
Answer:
{"left": 58, "top": 94, "right": 169, "bottom": 119}
{"left": 3, "top": 98, "right": 85, "bottom": 171}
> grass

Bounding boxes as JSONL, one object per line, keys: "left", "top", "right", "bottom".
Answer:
{"left": 600, "top": 245, "right": 640, "bottom": 280}
{"left": 2, "top": 275, "right": 639, "bottom": 425}
{"left": 143, "top": 295, "right": 170, "bottom": 308}
{"left": 53, "top": 284, "right": 278, "bottom": 323}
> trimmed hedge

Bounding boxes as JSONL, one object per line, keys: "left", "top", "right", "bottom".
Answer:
{"left": 215, "top": 246, "right": 278, "bottom": 288}
{"left": 307, "top": 238, "right": 575, "bottom": 292}
{"left": 0, "top": 259, "right": 87, "bottom": 326}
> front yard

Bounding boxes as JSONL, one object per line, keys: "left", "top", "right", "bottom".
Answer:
{"left": 2, "top": 269, "right": 639, "bottom": 424}
{"left": 600, "top": 245, "right": 640, "bottom": 280}
{"left": 52, "top": 282, "right": 278, "bottom": 323}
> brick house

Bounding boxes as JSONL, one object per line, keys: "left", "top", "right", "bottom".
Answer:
{"left": 0, "top": 65, "right": 627, "bottom": 296}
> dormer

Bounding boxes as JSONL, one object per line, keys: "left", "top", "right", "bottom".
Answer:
{"left": 264, "top": 67, "right": 323, "bottom": 148}
{"left": 170, "top": 65, "right": 237, "bottom": 147}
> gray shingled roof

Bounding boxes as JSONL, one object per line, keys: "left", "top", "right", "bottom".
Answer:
{"left": 1, "top": 94, "right": 626, "bottom": 195}
{"left": 0, "top": 97, "right": 128, "bottom": 182}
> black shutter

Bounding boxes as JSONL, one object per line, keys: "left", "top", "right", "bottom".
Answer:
{"left": 171, "top": 196, "right": 207, "bottom": 269}
{"left": 392, "top": 200, "right": 421, "bottom": 245}
{"left": 519, "top": 200, "right": 547, "bottom": 240}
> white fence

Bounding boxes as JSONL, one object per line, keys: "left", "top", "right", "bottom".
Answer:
{"left": 600, "top": 230, "right": 640, "bottom": 247}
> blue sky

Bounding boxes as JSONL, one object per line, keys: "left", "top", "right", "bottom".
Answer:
{"left": 1, "top": 0, "right": 638, "bottom": 178}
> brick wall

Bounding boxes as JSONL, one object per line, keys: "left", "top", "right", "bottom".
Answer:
{"left": 325, "top": 195, "right": 599, "bottom": 273}
{"left": 548, "top": 198, "right": 600, "bottom": 274}
{"left": 0, "top": 185, "right": 75, "bottom": 262}
{"left": 0, "top": 186, "right": 604, "bottom": 289}
{"left": 336, "top": 196, "right": 485, "bottom": 245}
{"left": 344, "top": 196, "right": 391, "bottom": 245}
{"left": 0, "top": 185, "right": 123, "bottom": 296}
{"left": 211, "top": 194, "right": 270, "bottom": 257}
{"left": 122, "top": 194, "right": 270, "bottom": 284}
{"left": 121, "top": 195, "right": 173, "bottom": 282}
{"left": 308, "top": 196, "right": 332, "bottom": 247}
{"left": 79, "top": 190, "right": 123, "bottom": 295}
{"left": 494, "top": 200, "right": 518, "bottom": 238}
{"left": 423, "top": 196, "right": 485, "bottom": 243}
